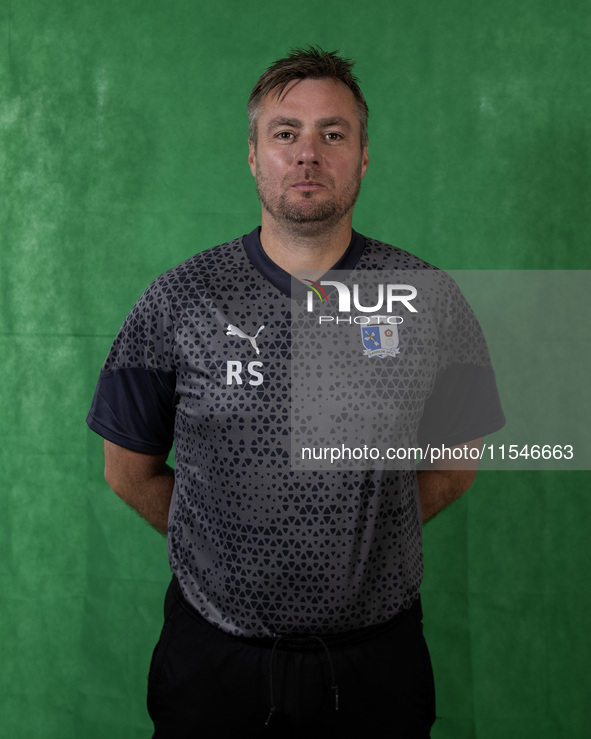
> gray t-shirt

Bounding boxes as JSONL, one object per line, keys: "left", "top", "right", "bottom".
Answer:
{"left": 87, "top": 228, "right": 505, "bottom": 637}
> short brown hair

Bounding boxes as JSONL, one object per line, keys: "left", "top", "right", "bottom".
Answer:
{"left": 248, "top": 45, "right": 369, "bottom": 148}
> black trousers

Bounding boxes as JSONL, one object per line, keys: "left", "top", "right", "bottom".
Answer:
{"left": 147, "top": 578, "right": 436, "bottom": 738}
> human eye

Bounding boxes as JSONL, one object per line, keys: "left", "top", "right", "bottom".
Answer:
{"left": 324, "top": 131, "right": 344, "bottom": 142}
{"left": 275, "top": 130, "right": 295, "bottom": 141}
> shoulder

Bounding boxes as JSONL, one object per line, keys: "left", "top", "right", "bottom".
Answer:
{"left": 128, "top": 236, "right": 252, "bottom": 319}
{"left": 358, "top": 234, "right": 470, "bottom": 305}
{"left": 146, "top": 236, "right": 247, "bottom": 298}
{"left": 103, "top": 236, "right": 249, "bottom": 369}
{"left": 358, "top": 235, "right": 480, "bottom": 328}
{"left": 359, "top": 235, "right": 439, "bottom": 272}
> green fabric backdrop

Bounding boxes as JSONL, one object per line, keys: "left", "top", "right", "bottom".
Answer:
{"left": 1, "top": 1, "right": 589, "bottom": 736}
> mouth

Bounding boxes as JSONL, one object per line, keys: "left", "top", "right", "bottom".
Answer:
{"left": 290, "top": 181, "right": 326, "bottom": 191}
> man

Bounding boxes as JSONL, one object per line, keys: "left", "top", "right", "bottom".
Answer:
{"left": 87, "top": 46, "right": 504, "bottom": 737}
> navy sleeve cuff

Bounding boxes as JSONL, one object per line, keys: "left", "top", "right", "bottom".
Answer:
{"left": 86, "top": 367, "right": 176, "bottom": 454}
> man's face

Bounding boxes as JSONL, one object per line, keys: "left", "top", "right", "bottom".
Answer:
{"left": 248, "top": 78, "right": 369, "bottom": 233}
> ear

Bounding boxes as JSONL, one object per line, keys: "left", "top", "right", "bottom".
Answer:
{"left": 360, "top": 142, "right": 369, "bottom": 180}
{"left": 248, "top": 139, "right": 256, "bottom": 177}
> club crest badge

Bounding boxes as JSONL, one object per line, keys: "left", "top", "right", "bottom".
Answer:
{"left": 360, "top": 317, "right": 400, "bottom": 358}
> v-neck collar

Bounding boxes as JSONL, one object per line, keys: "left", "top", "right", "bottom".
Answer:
{"left": 242, "top": 227, "right": 366, "bottom": 298}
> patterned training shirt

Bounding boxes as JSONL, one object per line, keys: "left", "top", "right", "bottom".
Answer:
{"left": 87, "top": 229, "right": 505, "bottom": 637}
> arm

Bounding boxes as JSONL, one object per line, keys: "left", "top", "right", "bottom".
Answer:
{"left": 417, "top": 439, "right": 481, "bottom": 523}
{"left": 103, "top": 439, "right": 174, "bottom": 535}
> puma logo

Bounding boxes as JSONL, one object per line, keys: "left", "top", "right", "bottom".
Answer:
{"left": 226, "top": 324, "right": 265, "bottom": 355}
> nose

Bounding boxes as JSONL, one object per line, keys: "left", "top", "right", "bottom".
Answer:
{"left": 295, "top": 133, "right": 320, "bottom": 166}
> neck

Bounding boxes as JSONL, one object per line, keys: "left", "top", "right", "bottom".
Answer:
{"left": 259, "top": 213, "right": 354, "bottom": 279}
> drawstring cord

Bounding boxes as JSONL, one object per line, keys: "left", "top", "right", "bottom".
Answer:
{"left": 265, "top": 636, "right": 282, "bottom": 726}
{"left": 310, "top": 635, "right": 340, "bottom": 712}
{"left": 265, "top": 634, "right": 340, "bottom": 726}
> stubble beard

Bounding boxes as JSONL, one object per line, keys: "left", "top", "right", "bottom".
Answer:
{"left": 255, "top": 165, "right": 363, "bottom": 236}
